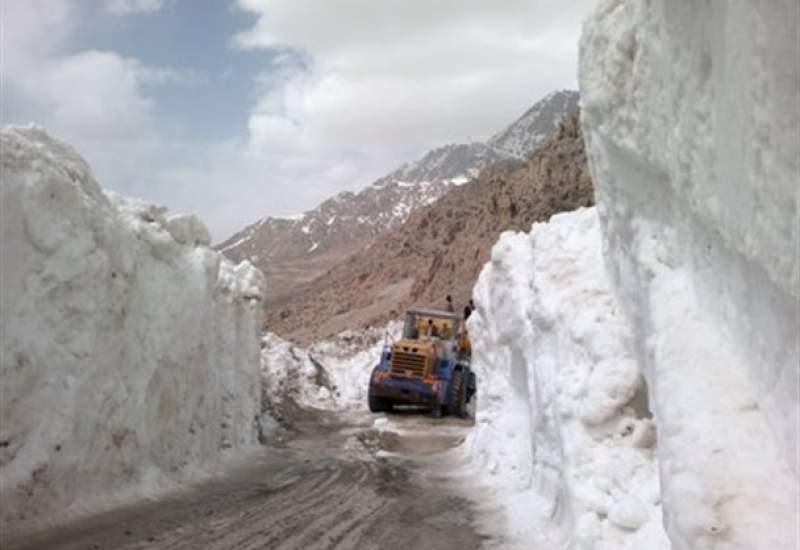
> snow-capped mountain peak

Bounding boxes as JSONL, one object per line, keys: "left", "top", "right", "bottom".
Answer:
{"left": 489, "top": 89, "right": 580, "bottom": 159}
{"left": 217, "top": 90, "right": 580, "bottom": 308}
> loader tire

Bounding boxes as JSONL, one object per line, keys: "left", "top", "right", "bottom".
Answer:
{"left": 447, "top": 369, "right": 468, "bottom": 418}
{"left": 368, "top": 388, "right": 391, "bottom": 413}
{"left": 454, "top": 374, "right": 468, "bottom": 418}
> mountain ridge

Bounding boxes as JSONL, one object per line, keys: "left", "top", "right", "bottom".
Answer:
{"left": 217, "top": 90, "right": 579, "bottom": 315}
{"left": 267, "top": 111, "right": 594, "bottom": 344}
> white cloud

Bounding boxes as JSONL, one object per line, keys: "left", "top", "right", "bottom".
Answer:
{"left": 40, "top": 51, "right": 157, "bottom": 142}
{"left": 171, "top": 0, "right": 594, "bottom": 240}
{"left": 2, "top": 1, "right": 75, "bottom": 65}
{"left": 1, "top": 0, "right": 594, "bottom": 242}
{"left": 191, "top": 0, "right": 594, "bottom": 240}
{"left": 103, "top": 0, "right": 174, "bottom": 15}
{"left": 2, "top": 2, "right": 164, "bottom": 143}
{"left": 234, "top": 0, "right": 595, "bottom": 161}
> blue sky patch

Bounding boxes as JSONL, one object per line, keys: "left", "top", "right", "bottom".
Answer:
{"left": 66, "top": 0, "right": 275, "bottom": 142}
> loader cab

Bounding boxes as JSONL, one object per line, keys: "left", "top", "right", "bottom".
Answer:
{"left": 401, "top": 308, "right": 469, "bottom": 361}
{"left": 403, "top": 308, "right": 458, "bottom": 340}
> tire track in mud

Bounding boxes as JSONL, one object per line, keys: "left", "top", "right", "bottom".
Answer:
{"left": 228, "top": 461, "right": 380, "bottom": 550}
{"left": 4, "top": 414, "right": 487, "bottom": 550}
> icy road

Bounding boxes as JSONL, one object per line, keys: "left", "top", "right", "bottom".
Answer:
{"left": 4, "top": 411, "right": 492, "bottom": 550}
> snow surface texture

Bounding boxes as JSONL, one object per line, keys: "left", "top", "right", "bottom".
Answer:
{"left": 0, "top": 126, "right": 266, "bottom": 535}
{"left": 259, "top": 324, "right": 401, "bottom": 417}
{"left": 467, "top": 207, "right": 669, "bottom": 550}
{"left": 580, "top": 1, "right": 799, "bottom": 549}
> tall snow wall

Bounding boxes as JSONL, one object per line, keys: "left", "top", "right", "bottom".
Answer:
{"left": 468, "top": 207, "right": 669, "bottom": 549}
{"left": 579, "top": 1, "right": 799, "bottom": 549}
{"left": 0, "top": 126, "right": 266, "bottom": 535}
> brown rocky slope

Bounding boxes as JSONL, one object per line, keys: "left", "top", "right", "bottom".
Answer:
{"left": 270, "top": 113, "right": 594, "bottom": 344}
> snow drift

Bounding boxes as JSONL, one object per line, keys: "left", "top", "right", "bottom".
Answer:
{"left": 0, "top": 126, "right": 266, "bottom": 535}
{"left": 259, "top": 325, "right": 400, "bottom": 417}
{"left": 580, "top": 1, "right": 799, "bottom": 548}
{"left": 467, "top": 207, "right": 669, "bottom": 549}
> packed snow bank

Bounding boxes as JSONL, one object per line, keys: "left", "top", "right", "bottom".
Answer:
{"left": 0, "top": 126, "right": 266, "bottom": 535}
{"left": 580, "top": 1, "right": 799, "bottom": 549}
{"left": 260, "top": 324, "right": 401, "bottom": 417}
{"left": 467, "top": 207, "right": 669, "bottom": 550}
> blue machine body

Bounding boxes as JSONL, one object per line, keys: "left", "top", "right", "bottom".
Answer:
{"left": 369, "top": 348, "right": 469, "bottom": 410}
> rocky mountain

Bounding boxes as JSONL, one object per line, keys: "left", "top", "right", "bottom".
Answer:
{"left": 268, "top": 112, "right": 594, "bottom": 344}
{"left": 489, "top": 89, "right": 580, "bottom": 158}
{"left": 216, "top": 176, "right": 476, "bottom": 310}
{"left": 371, "top": 142, "right": 503, "bottom": 189}
{"left": 217, "top": 90, "right": 579, "bottom": 309}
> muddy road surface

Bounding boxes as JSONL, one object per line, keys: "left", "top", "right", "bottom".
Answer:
{"left": 4, "top": 410, "right": 493, "bottom": 550}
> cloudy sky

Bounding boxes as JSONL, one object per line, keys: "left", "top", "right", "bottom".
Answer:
{"left": 2, "top": 0, "right": 595, "bottom": 240}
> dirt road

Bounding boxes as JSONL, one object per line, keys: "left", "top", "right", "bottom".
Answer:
{"left": 4, "top": 410, "right": 493, "bottom": 550}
